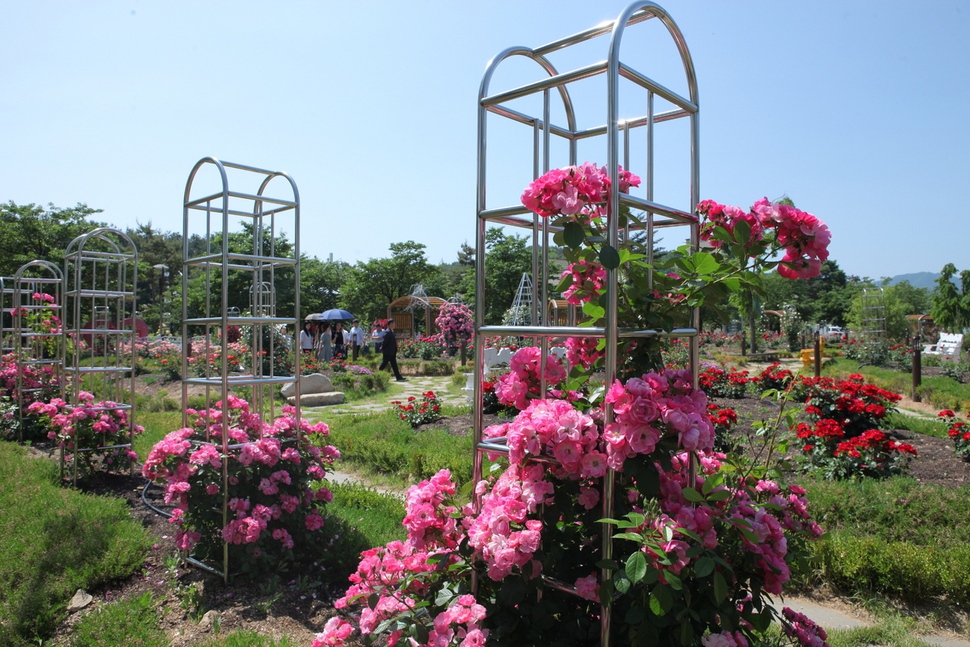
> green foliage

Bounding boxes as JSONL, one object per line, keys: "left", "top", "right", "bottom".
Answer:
{"left": 804, "top": 477, "right": 970, "bottom": 606}
{"left": 930, "top": 263, "right": 970, "bottom": 333}
{"left": 68, "top": 592, "right": 166, "bottom": 647}
{"left": 326, "top": 482, "right": 406, "bottom": 546}
{"left": 327, "top": 411, "right": 473, "bottom": 486}
{"left": 0, "top": 201, "right": 106, "bottom": 278}
{"left": 0, "top": 442, "right": 151, "bottom": 647}
{"left": 340, "top": 241, "right": 445, "bottom": 324}
{"left": 456, "top": 228, "right": 536, "bottom": 325}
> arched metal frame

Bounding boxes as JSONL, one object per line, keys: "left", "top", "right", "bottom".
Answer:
{"left": 1, "top": 277, "right": 17, "bottom": 355}
{"left": 62, "top": 228, "right": 138, "bottom": 486}
{"left": 473, "top": 3, "right": 699, "bottom": 644}
{"left": 13, "top": 261, "right": 66, "bottom": 443}
{"left": 182, "top": 157, "right": 301, "bottom": 581}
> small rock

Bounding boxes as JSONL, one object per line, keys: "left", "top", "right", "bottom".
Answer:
{"left": 199, "top": 609, "right": 222, "bottom": 630}
{"left": 68, "top": 589, "right": 94, "bottom": 612}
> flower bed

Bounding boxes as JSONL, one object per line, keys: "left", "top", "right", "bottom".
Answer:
{"left": 142, "top": 397, "right": 340, "bottom": 577}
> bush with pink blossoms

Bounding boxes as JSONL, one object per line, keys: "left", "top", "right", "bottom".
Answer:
{"left": 26, "top": 391, "right": 142, "bottom": 476}
{"left": 0, "top": 351, "right": 64, "bottom": 441}
{"left": 142, "top": 396, "right": 340, "bottom": 577}
{"left": 435, "top": 302, "right": 474, "bottom": 352}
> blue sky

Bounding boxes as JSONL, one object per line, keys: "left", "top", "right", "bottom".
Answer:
{"left": 3, "top": 1, "right": 968, "bottom": 281}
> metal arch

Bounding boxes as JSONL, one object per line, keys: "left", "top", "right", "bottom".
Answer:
{"left": 61, "top": 226, "right": 139, "bottom": 487}
{"left": 180, "top": 156, "right": 302, "bottom": 583}
{"left": 12, "top": 260, "right": 66, "bottom": 443}
{"left": 472, "top": 3, "right": 700, "bottom": 645}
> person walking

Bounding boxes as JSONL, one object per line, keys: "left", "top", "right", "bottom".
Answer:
{"left": 379, "top": 318, "right": 406, "bottom": 381}
{"left": 348, "top": 318, "right": 366, "bottom": 361}
{"left": 332, "top": 321, "right": 348, "bottom": 359}
{"left": 316, "top": 321, "right": 332, "bottom": 363}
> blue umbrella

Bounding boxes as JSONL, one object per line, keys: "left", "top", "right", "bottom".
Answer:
{"left": 319, "top": 308, "right": 355, "bottom": 321}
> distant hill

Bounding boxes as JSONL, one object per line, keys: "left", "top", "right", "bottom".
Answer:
{"left": 888, "top": 272, "right": 940, "bottom": 290}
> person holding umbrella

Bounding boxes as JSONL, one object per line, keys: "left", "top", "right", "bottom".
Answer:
{"left": 379, "top": 318, "right": 406, "bottom": 381}
{"left": 332, "top": 321, "right": 348, "bottom": 359}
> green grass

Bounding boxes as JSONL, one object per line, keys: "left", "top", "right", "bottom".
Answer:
{"left": 884, "top": 412, "right": 950, "bottom": 438}
{"left": 68, "top": 592, "right": 166, "bottom": 647}
{"left": 133, "top": 410, "right": 184, "bottom": 460}
{"left": 326, "top": 410, "right": 474, "bottom": 487}
{"left": 0, "top": 442, "right": 152, "bottom": 647}
{"left": 802, "top": 477, "right": 970, "bottom": 606}
{"left": 827, "top": 618, "right": 937, "bottom": 647}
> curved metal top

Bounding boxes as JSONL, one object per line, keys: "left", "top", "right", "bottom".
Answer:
{"left": 63, "top": 226, "right": 136, "bottom": 257}
{"left": 183, "top": 156, "right": 300, "bottom": 212}
{"left": 14, "top": 259, "right": 63, "bottom": 281}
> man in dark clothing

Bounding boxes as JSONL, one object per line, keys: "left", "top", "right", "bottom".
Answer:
{"left": 379, "top": 319, "right": 406, "bottom": 381}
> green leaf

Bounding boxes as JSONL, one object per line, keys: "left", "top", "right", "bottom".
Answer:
{"left": 652, "top": 582, "right": 673, "bottom": 613}
{"left": 713, "top": 571, "right": 728, "bottom": 604}
{"left": 706, "top": 489, "right": 732, "bottom": 502}
{"left": 681, "top": 487, "right": 705, "bottom": 503}
{"left": 613, "top": 573, "right": 631, "bottom": 594}
{"left": 412, "top": 622, "right": 429, "bottom": 644}
{"left": 614, "top": 532, "right": 646, "bottom": 542}
{"left": 583, "top": 301, "right": 605, "bottom": 320}
{"left": 563, "top": 222, "right": 586, "bottom": 248}
{"left": 691, "top": 252, "right": 720, "bottom": 275}
{"left": 367, "top": 593, "right": 379, "bottom": 610}
{"left": 599, "top": 244, "right": 621, "bottom": 269}
{"left": 626, "top": 551, "right": 648, "bottom": 584}
{"left": 694, "top": 556, "right": 715, "bottom": 578}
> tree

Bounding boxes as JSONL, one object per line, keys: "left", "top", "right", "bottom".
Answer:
{"left": 339, "top": 241, "right": 443, "bottom": 323}
{"left": 930, "top": 263, "right": 968, "bottom": 332}
{"left": 299, "top": 256, "right": 349, "bottom": 316}
{"left": 456, "top": 228, "right": 534, "bottom": 325}
{"left": 0, "top": 202, "right": 107, "bottom": 278}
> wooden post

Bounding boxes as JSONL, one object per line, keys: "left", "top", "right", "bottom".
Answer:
{"left": 912, "top": 333, "right": 922, "bottom": 402}
{"left": 813, "top": 331, "right": 821, "bottom": 378}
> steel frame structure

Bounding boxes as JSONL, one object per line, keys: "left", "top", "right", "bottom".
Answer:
{"left": 62, "top": 228, "right": 139, "bottom": 486}
{"left": 12, "top": 261, "right": 65, "bottom": 443}
{"left": 472, "top": 3, "right": 699, "bottom": 643}
{"left": 181, "top": 157, "right": 301, "bottom": 581}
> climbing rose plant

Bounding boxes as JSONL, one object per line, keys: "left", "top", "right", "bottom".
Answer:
{"left": 316, "top": 163, "right": 832, "bottom": 647}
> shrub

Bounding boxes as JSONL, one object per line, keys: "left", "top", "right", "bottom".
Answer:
{"left": 141, "top": 398, "right": 340, "bottom": 578}
{"left": 26, "top": 392, "right": 142, "bottom": 477}
{"left": 392, "top": 391, "right": 444, "bottom": 428}
{"left": 699, "top": 364, "right": 750, "bottom": 398}
{"left": 939, "top": 409, "right": 970, "bottom": 460}
{"left": 753, "top": 362, "right": 794, "bottom": 392}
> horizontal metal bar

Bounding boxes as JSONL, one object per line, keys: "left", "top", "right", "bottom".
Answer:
{"left": 184, "top": 190, "right": 296, "bottom": 210}
{"left": 484, "top": 104, "right": 574, "bottom": 139}
{"left": 64, "top": 366, "right": 132, "bottom": 374}
{"left": 185, "top": 252, "right": 297, "bottom": 266}
{"left": 182, "top": 375, "right": 295, "bottom": 386}
{"left": 572, "top": 107, "right": 692, "bottom": 141}
{"left": 620, "top": 194, "right": 695, "bottom": 221}
{"left": 64, "top": 289, "right": 135, "bottom": 298}
{"left": 481, "top": 61, "right": 607, "bottom": 107}
{"left": 533, "top": 9, "right": 655, "bottom": 56}
{"left": 618, "top": 63, "right": 697, "bottom": 113}
{"left": 184, "top": 316, "right": 293, "bottom": 326}
{"left": 479, "top": 325, "right": 605, "bottom": 337}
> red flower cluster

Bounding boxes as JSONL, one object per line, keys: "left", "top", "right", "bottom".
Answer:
{"left": 392, "top": 391, "right": 443, "bottom": 428}
{"left": 699, "top": 365, "right": 749, "bottom": 399}
{"left": 939, "top": 410, "right": 970, "bottom": 460}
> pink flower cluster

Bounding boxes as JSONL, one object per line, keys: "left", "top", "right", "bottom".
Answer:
{"left": 604, "top": 368, "right": 714, "bottom": 470}
{"left": 326, "top": 469, "right": 466, "bottom": 645}
{"left": 27, "top": 390, "right": 142, "bottom": 471}
{"left": 564, "top": 336, "right": 604, "bottom": 369}
{"left": 142, "top": 400, "right": 338, "bottom": 562}
{"left": 702, "top": 631, "right": 750, "bottom": 647}
{"left": 494, "top": 347, "right": 567, "bottom": 410}
{"left": 484, "top": 398, "right": 603, "bottom": 480}
{"left": 435, "top": 302, "right": 474, "bottom": 345}
{"left": 561, "top": 259, "right": 606, "bottom": 306}
{"left": 697, "top": 198, "right": 831, "bottom": 279}
{"left": 465, "top": 463, "right": 554, "bottom": 581}
{"left": 782, "top": 606, "right": 830, "bottom": 647}
{"left": 521, "top": 162, "right": 640, "bottom": 220}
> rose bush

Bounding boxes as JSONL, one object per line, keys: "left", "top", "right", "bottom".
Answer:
{"left": 142, "top": 397, "right": 340, "bottom": 576}
{"left": 315, "top": 163, "right": 831, "bottom": 647}
{"left": 393, "top": 391, "right": 444, "bottom": 429}
{"left": 939, "top": 410, "right": 970, "bottom": 461}
{"left": 792, "top": 374, "right": 915, "bottom": 479}
{"left": 27, "top": 391, "right": 142, "bottom": 476}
